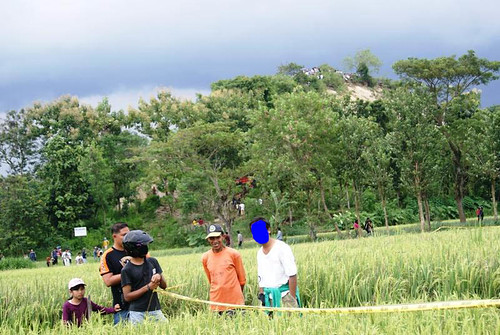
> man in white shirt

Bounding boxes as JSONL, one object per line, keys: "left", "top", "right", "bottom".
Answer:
{"left": 249, "top": 217, "right": 300, "bottom": 308}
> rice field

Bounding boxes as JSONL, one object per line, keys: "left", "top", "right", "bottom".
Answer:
{"left": 1, "top": 226, "right": 500, "bottom": 334}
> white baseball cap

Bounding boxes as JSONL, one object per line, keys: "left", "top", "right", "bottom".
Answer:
{"left": 68, "top": 278, "right": 86, "bottom": 290}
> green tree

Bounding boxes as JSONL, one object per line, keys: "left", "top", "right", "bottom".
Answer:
{"left": 393, "top": 50, "right": 500, "bottom": 222}
{"left": 150, "top": 121, "right": 244, "bottom": 237}
{"left": 388, "top": 88, "right": 447, "bottom": 231}
{"left": 361, "top": 134, "right": 393, "bottom": 231}
{"left": 343, "top": 49, "right": 382, "bottom": 74}
{"left": 0, "top": 175, "right": 51, "bottom": 256}
{"left": 99, "top": 132, "right": 147, "bottom": 211}
{"left": 277, "top": 62, "right": 304, "bottom": 76}
{"left": 465, "top": 105, "right": 500, "bottom": 220}
{"left": 79, "top": 142, "right": 114, "bottom": 226}
{"left": 333, "top": 112, "right": 380, "bottom": 234}
{"left": 356, "top": 62, "right": 373, "bottom": 87}
{"left": 249, "top": 91, "right": 345, "bottom": 239}
{"left": 0, "top": 109, "right": 38, "bottom": 175}
{"left": 38, "top": 135, "right": 93, "bottom": 236}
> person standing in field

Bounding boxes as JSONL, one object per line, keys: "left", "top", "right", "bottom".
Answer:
{"left": 121, "top": 230, "right": 167, "bottom": 324}
{"left": 364, "top": 218, "right": 373, "bottom": 236}
{"left": 476, "top": 206, "right": 482, "bottom": 223}
{"left": 29, "top": 249, "right": 36, "bottom": 262}
{"left": 250, "top": 217, "right": 301, "bottom": 309}
{"left": 52, "top": 248, "right": 58, "bottom": 265}
{"left": 202, "top": 224, "right": 246, "bottom": 315}
{"left": 81, "top": 248, "right": 87, "bottom": 263}
{"left": 62, "top": 278, "right": 119, "bottom": 327}
{"left": 223, "top": 231, "right": 232, "bottom": 247}
{"left": 100, "top": 222, "right": 131, "bottom": 324}
{"left": 276, "top": 228, "right": 283, "bottom": 241}
{"left": 75, "top": 253, "right": 84, "bottom": 265}
{"left": 237, "top": 231, "right": 243, "bottom": 248}
{"left": 353, "top": 219, "right": 360, "bottom": 238}
{"left": 103, "top": 237, "right": 109, "bottom": 250}
{"left": 62, "top": 249, "right": 70, "bottom": 266}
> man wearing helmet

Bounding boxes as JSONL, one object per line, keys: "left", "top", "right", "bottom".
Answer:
{"left": 121, "top": 230, "right": 167, "bottom": 324}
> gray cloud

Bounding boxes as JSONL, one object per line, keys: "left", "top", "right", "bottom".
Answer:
{"left": 1, "top": 0, "right": 499, "bottom": 113}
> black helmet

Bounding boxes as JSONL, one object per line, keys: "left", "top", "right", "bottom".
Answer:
{"left": 123, "top": 230, "right": 153, "bottom": 257}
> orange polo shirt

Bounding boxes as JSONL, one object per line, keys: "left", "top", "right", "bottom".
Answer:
{"left": 201, "top": 247, "right": 246, "bottom": 311}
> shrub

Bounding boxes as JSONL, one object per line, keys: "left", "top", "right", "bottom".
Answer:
{"left": 0, "top": 258, "right": 35, "bottom": 271}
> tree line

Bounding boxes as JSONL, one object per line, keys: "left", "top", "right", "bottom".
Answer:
{"left": 0, "top": 50, "right": 499, "bottom": 255}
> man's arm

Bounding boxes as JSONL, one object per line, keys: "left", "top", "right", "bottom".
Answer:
{"left": 101, "top": 272, "right": 121, "bottom": 287}
{"left": 234, "top": 253, "right": 246, "bottom": 292}
{"left": 159, "top": 274, "right": 167, "bottom": 289}
{"left": 201, "top": 256, "right": 211, "bottom": 283}
{"left": 122, "top": 283, "right": 152, "bottom": 302}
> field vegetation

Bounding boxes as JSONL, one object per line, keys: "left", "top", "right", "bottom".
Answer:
{"left": 1, "top": 225, "right": 500, "bottom": 334}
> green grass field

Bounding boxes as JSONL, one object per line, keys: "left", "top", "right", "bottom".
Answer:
{"left": 1, "top": 224, "right": 500, "bottom": 334}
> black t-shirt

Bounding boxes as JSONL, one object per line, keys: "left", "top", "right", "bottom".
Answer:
{"left": 121, "top": 257, "right": 163, "bottom": 312}
{"left": 100, "top": 247, "right": 130, "bottom": 310}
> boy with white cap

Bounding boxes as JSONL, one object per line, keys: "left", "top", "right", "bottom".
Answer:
{"left": 62, "top": 278, "right": 120, "bottom": 326}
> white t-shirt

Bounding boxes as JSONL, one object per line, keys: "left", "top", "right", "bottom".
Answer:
{"left": 257, "top": 240, "right": 297, "bottom": 288}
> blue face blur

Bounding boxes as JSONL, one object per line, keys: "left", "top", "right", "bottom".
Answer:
{"left": 251, "top": 220, "right": 270, "bottom": 244}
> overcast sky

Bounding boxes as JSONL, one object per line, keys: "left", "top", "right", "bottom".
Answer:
{"left": 1, "top": 0, "right": 499, "bottom": 114}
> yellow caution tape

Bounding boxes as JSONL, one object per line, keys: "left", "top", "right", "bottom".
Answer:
{"left": 164, "top": 284, "right": 186, "bottom": 291}
{"left": 157, "top": 290, "right": 500, "bottom": 314}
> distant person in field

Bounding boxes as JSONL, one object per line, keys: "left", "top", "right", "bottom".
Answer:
{"left": 476, "top": 206, "right": 482, "bottom": 223}
{"left": 103, "top": 237, "right": 109, "bottom": 250}
{"left": 353, "top": 219, "right": 360, "bottom": 237}
{"left": 364, "top": 218, "right": 373, "bottom": 236}
{"left": 81, "top": 248, "right": 87, "bottom": 263}
{"left": 51, "top": 248, "right": 58, "bottom": 265}
{"left": 250, "top": 217, "right": 301, "bottom": 309}
{"left": 62, "top": 249, "right": 70, "bottom": 266}
{"left": 223, "top": 231, "right": 232, "bottom": 247}
{"left": 202, "top": 224, "right": 246, "bottom": 315}
{"left": 67, "top": 249, "right": 72, "bottom": 264}
{"left": 100, "top": 222, "right": 131, "bottom": 325}
{"left": 46, "top": 256, "right": 51, "bottom": 267}
{"left": 276, "top": 228, "right": 283, "bottom": 241}
{"left": 29, "top": 249, "right": 36, "bottom": 262}
{"left": 75, "top": 253, "right": 84, "bottom": 265}
{"left": 480, "top": 206, "right": 484, "bottom": 222}
{"left": 121, "top": 230, "right": 167, "bottom": 325}
{"left": 62, "top": 278, "right": 119, "bottom": 327}
{"left": 237, "top": 231, "right": 243, "bottom": 248}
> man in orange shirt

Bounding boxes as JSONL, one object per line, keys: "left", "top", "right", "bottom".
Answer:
{"left": 202, "top": 224, "right": 246, "bottom": 315}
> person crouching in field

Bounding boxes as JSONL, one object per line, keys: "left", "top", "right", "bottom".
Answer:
{"left": 202, "top": 224, "right": 246, "bottom": 315}
{"left": 62, "top": 278, "right": 120, "bottom": 327}
{"left": 121, "top": 230, "right": 167, "bottom": 325}
{"left": 250, "top": 217, "right": 301, "bottom": 310}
